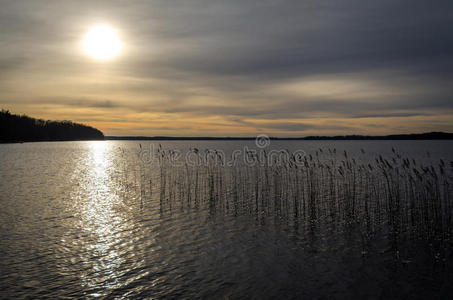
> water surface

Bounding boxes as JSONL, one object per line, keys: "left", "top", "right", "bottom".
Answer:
{"left": 1, "top": 140, "right": 453, "bottom": 299}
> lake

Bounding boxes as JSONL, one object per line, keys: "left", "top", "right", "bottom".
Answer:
{"left": 1, "top": 140, "right": 453, "bottom": 299}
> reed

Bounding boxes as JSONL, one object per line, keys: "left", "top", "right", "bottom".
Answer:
{"left": 117, "top": 145, "right": 453, "bottom": 261}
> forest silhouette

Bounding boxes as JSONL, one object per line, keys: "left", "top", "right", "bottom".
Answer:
{"left": 0, "top": 109, "right": 104, "bottom": 143}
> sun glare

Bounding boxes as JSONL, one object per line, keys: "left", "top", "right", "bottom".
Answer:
{"left": 82, "top": 25, "right": 122, "bottom": 60}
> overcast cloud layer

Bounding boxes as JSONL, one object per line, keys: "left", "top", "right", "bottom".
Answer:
{"left": 1, "top": 0, "right": 452, "bottom": 136}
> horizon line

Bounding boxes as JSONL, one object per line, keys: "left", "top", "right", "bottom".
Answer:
{"left": 104, "top": 131, "right": 453, "bottom": 141}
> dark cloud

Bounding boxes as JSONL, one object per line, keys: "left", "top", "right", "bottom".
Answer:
{"left": 128, "top": 0, "right": 453, "bottom": 80}
{"left": 64, "top": 99, "right": 118, "bottom": 109}
{"left": 0, "top": 0, "right": 452, "bottom": 134}
{"left": 262, "top": 123, "right": 316, "bottom": 132}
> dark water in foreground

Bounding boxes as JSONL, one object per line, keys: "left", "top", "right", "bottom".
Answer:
{"left": 1, "top": 140, "right": 453, "bottom": 299}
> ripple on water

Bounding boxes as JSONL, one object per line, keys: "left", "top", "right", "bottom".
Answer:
{"left": 1, "top": 141, "right": 453, "bottom": 298}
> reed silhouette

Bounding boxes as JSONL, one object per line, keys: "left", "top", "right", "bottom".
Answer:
{"left": 116, "top": 145, "right": 453, "bottom": 263}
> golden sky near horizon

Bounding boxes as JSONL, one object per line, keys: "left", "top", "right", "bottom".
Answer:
{"left": 1, "top": 1, "right": 452, "bottom": 136}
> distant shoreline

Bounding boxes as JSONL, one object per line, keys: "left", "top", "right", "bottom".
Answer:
{"left": 1, "top": 110, "right": 104, "bottom": 143}
{"left": 106, "top": 132, "right": 453, "bottom": 141}
{"left": 2, "top": 109, "right": 452, "bottom": 143}
{"left": 0, "top": 139, "right": 105, "bottom": 144}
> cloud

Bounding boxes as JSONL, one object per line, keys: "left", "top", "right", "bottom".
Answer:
{"left": 0, "top": 0, "right": 452, "bottom": 135}
{"left": 261, "top": 123, "right": 316, "bottom": 132}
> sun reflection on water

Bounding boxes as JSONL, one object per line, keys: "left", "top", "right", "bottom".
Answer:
{"left": 73, "top": 141, "right": 127, "bottom": 291}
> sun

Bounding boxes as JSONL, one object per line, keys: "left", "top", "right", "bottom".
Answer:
{"left": 82, "top": 25, "right": 122, "bottom": 60}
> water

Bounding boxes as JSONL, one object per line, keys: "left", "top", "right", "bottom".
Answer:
{"left": 1, "top": 140, "right": 453, "bottom": 299}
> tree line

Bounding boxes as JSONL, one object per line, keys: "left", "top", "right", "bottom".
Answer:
{"left": 0, "top": 109, "right": 104, "bottom": 143}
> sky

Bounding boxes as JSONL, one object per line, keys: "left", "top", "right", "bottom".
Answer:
{"left": 1, "top": 0, "right": 452, "bottom": 137}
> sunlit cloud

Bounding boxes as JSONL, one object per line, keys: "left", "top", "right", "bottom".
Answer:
{"left": 1, "top": 0, "right": 452, "bottom": 136}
